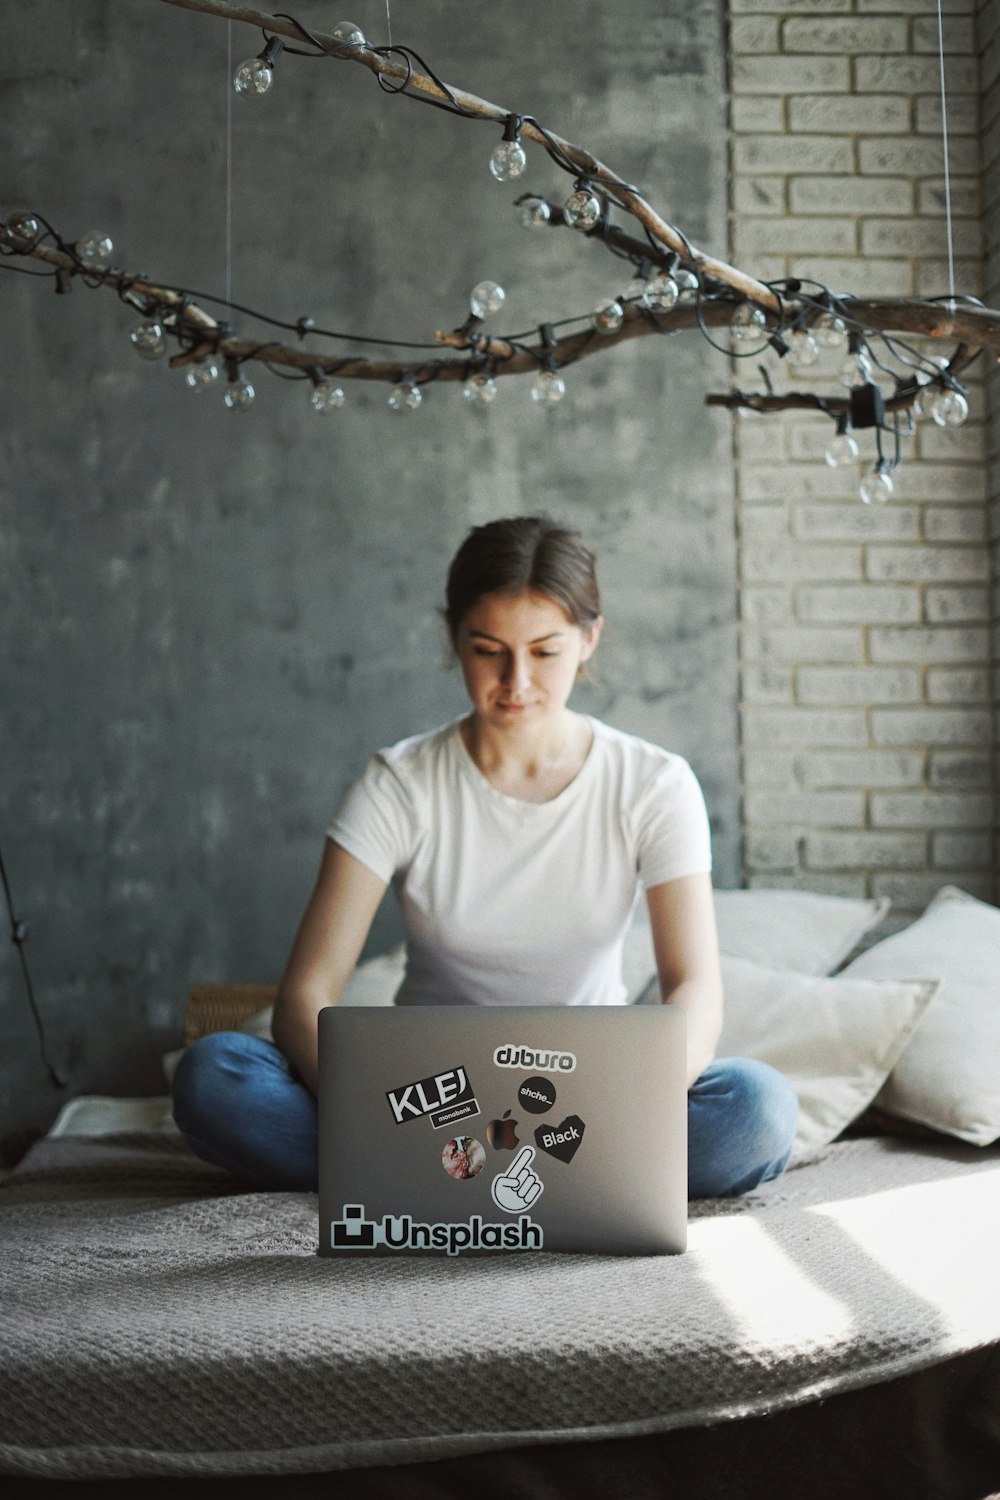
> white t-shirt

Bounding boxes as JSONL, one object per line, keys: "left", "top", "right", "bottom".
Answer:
{"left": 327, "top": 716, "right": 712, "bottom": 1008}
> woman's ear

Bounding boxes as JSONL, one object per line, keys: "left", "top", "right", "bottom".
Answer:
{"left": 580, "top": 614, "right": 604, "bottom": 663}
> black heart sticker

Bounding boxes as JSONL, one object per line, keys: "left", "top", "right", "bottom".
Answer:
{"left": 534, "top": 1115, "right": 585, "bottom": 1164}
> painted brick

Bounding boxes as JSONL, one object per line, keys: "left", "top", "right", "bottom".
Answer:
{"left": 872, "top": 871, "right": 995, "bottom": 904}
{"left": 865, "top": 546, "right": 991, "bottom": 583}
{"left": 922, "top": 508, "right": 988, "bottom": 543}
{"left": 915, "top": 259, "right": 984, "bottom": 297}
{"left": 742, "top": 539, "right": 860, "bottom": 582}
{"left": 732, "top": 55, "right": 850, "bottom": 94}
{"left": 736, "top": 425, "right": 789, "bottom": 465}
{"left": 750, "top": 872, "right": 873, "bottom": 897}
{"left": 862, "top": 217, "right": 982, "bottom": 258}
{"left": 742, "top": 662, "right": 794, "bottom": 702}
{"left": 859, "top": 137, "right": 980, "bottom": 175}
{"left": 856, "top": 0, "right": 976, "bottom": 12}
{"left": 796, "top": 665, "right": 921, "bottom": 705}
{"left": 788, "top": 176, "right": 913, "bottom": 214}
{"left": 795, "top": 585, "right": 920, "bottom": 624}
{"left": 739, "top": 465, "right": 871, "bottom": 502}
{"left": 741, "top": 625, "right": 863, "bottom": 663}
{"left": 731, "top": 0, "right": 852, "bottom": 11}
{"left": 891, "top": 465, "right": 987, "bottom": 502}
{"left": 915, "top": 95, "right": 979, "bottom": 135}
{"left": 932, "top": 831, "right": 995, "bottom": 869}
{"left": 741, "top": 587, "right": 793, "bottom": 623}
{"left": 734, "top": 134, "right": 855, "bottom": 173}
{"left": 854, "top": 56, "right": 978, "bottom": 93}
{"left": 912, "top": 15, "right": 976, "bottom": 52}
{"left": 731, "top": 16, "right": 781, "bottom": 52}
{"left": 731, "top": 98, "right": 785, "bottom": 133}
{"left": 733, "top": 176, "right": 786, "bottom": 214}
{"left": 796, "top": 749, "right": 925, "bottom": 789}
{"left": 793, "top": 504, "right": 920, "bottom": 542}
{"left": 917, "top": 428, "right": 988, "bottom": 464}
{"left": 928, "top": 750, "right": 994, "bottom": 787}
{"left": 781, "top": 18, "right": 908, "bottom": 53}
{"left": 788, "top": 256, "right": 912, "bottom": 295}
{"left": 733, "top": 217, "right": 857, "bottom": 256}
{"left": 787, "top": 94, "right": 910, "bottom": 134}
{"left": 925, "top": 586, "right": 991, "bottom": 622}
{"left": 745, "top": 830, "right": 799, "bottom": 869}
{"left": 868, "top": 626, "right": 989, "bottom": 663}
{"left": 870, "top": 790, "right": 994, "bottom": 827}
{"left": 745, "top": 789, "right": 865, "bottom": 825}
{"left": 742, "top": 706, "right": 869, "bottom": 746}
{"left": 870, "top": 707, "right": 993, "bottom": 745}
{"left": 918, "top": 178, "right": 980, "bottom": 217}
{"left": 805, "top": 831, "right": 926, "bottom": 870}
{"left": 737, "top": 504, "right": 789, "bottom": 539}
{"left": 925, "top": 666, "right": 990, "bottom": 702}
{"left": 741, "top": 749, "right": 797, "bottom": 787}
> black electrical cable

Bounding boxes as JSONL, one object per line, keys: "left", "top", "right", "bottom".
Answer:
{"left": 0, "top": 842, "right": 67, "bottom": 1089}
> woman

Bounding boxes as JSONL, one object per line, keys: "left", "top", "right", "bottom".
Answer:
{"left": 173, "top": 516, "right": 797, "bottom": 1196}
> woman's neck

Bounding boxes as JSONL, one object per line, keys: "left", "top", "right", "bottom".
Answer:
{"left": 460, "top": 711, "right": 592, "bottom": 803}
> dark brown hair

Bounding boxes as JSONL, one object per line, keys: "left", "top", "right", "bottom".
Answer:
{"left": 444, "top": 516, "right": 601, "bottom": 641}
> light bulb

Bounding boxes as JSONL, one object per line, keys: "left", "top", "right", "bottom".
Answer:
{"left": 838, "top": 350, "right": 872, "bottom": 389}
{"left": 310, "top": 381, "right": 345, "bottom": 413}
{"left": 469, "top": 280, "right": 506, "bottom": 318}
{"left": 674, "top": 268, "right": 700, "bottom": 294}
{"left": 642, "top": 273, "right": 679, "bottom": 313}
{"left": 331, "top": 21, "right": 367, "bottom": 46}
{"left": 789, "top": 330, "right": 820, "bottom": 368}
{"left": 129, "top": 320, "right": 167, "bottom": 359}
{"left": 929, "top": 389, "right": 969, "bottom": 428}
{"left": 76, "top": 230, "right": 114, "bottom": 268}
{"left": 860, "top": 466, "right": 893, "bottom": 505}
{"left": 730, "top": 302, "right": 767, "bottom": 343}
{"left": 813, "top": 312, "right": 848, "bottom": 349}
{"left": 233, "top": 56, "right": 274, "bottom": 95}
{"left": 824, "top": 432, "right": 859, "bottom": 468}
{"left": 388, "top": 383, "right": 422, "bottom": 412}
{"left": 490, "top": 140, "right": 527, "bottom": 182}
{"left": 591, "top": 299, "right": 624, "bottom": 334}
{"left": 184, "top": 360, "right": 220, "bottom": 393}
{"left": 4, "top": 211, "right": 40, "bottom": 249}
{"left": 531, "top": 369, "right": 565, "bottom": 405}
{"left": 224, "top": 378, "right": 255, "bottom": 411}
{"left": 519, "top": 197, "right": 551, "bottom": 229}
{"left": 563, "top": 188, "right": 602, "bottom": 231}
{"left": 463, "top": 373, "right": 498, "bottom": 404}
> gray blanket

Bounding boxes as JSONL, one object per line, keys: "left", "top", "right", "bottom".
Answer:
{"left": 2, "top": 1130, "right": 999, "bottom": 1479}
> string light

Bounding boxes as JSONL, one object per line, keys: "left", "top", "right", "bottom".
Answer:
{"left": 860, "top": 462, "right": 893, "bottom": 505}
{"left": 563, "top": 185, "right": 602, "bottom": 231}
{"left": 730, "top": 302, "right": 767, "bottom": 343}
{"left": 591, "top": 299, "right": 624, "bottom": 333}
{"left": 674, "top": 268, "right": 699, "bottom": 295}
{"left": 388, "top": 377, "right": 422, "bottom": 411}
{"left": 813, "top": 312, "right": 848, "bottom": 350}
{"left": 469, "top": 279, "right": 506, "bottom": 318}
{"left": 233, "top": 35, "right": 283, "bottom": 95}
{"left": 531, "top": 368, "right": 565, "bottom": 405}
{"left": 75, "top": 231, "right": 114, "bottom": 269}
{"left": 929, "top": 387, "right": 969, "bottom": 427}
{"left": 309, "top": 377, "right": 346, "bottom": 413}
{"left": 183, "top": 359, "right": 220, "bottom": 393}
{"left": 824, "top": 417, "right": 859, "bottom": 468}
{"left": 129, "top": 319, "right": 167, "bottom": 359}
{"left": 838, "top": 335, "right": 873, "bottom": 389}
{"left": 789, "top": 329, "right": 820, "bottom": 368}
{"left": 330, "top": 21, "right": 367, "bottom": 47}
{"left": 4, "top": 212, "right": 41, "bottom": 250}
{"left": 641, "top": 271, "right": 679, "bottom": 313}
{"left": 462, "top": 372, "right": 498, "bottom": 404}
{"left": 490, "top": 115, "right": 527, "bottom": 182}
{"left": 224, "top": 358, "right": 255, "bottom": 410}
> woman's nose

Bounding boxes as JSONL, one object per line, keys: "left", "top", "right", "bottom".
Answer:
{"left": 502, "top": 653, "right": 531, "bottom": 690}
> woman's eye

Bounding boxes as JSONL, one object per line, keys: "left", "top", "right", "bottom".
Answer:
{"left": 474, "top": 648, "right": 501, "bottom": 657}
{"left": 535, "top": 651, "right": 559, "bottom": 658}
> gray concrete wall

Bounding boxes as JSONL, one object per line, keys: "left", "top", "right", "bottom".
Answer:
{"left": 0, "top": 1, "right": 739, "bottom": 1134}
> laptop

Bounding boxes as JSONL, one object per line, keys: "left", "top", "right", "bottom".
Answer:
{"left": 318, "top": 1004, "right": 687, "bottom": 1257}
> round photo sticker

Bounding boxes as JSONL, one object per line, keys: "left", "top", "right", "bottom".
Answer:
{"left": 441, "top": 1136, "right": 486, "bottom": 1181}
{"left": 518, "top": 1076, "right": 557, "bottom": 1114}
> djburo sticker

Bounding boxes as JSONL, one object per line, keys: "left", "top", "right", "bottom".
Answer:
{"left": 493, "top": 1045, "right": 576, "bottom": 1073}
{"left": 491, "top": 1145, "right": 544, "bottom": 1214}
{"left": 535, "top": 1115, "right": 586, "bottom": 1164}
{"left": 518, "top": 1076, "right": 557, "bottom": 1114}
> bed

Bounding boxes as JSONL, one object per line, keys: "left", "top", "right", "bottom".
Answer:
{"left": 2, "top": 886, "right": 999, "bottom": 1499}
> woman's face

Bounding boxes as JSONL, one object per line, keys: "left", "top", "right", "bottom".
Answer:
{"left": 454, "top": 589, "right": 602, "bottom": 732}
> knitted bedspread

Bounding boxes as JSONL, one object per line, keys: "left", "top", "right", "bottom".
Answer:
{"left": 2, "top": 1130, "right": 999, "bottom": 1479}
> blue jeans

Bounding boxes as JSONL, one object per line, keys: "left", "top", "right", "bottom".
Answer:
{"left": 172, "top": 1032, "right": 798, "bottom": 1199}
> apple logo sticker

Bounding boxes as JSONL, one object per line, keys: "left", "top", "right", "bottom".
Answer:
{"left": 518, "top": 1076, "right": 557, "bottom": 1114}
{"left": 486, "top": 1109, "right": 520, "bottom": 1151}
{"left": 535, "top": 1115, "right": 585, "bottom": 1164}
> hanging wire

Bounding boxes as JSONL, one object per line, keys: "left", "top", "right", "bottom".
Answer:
{"left": 935, "top": 0, "right": 956, "bottom": 306}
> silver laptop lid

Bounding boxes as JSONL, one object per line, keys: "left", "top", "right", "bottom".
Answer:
{"left": 318, "top": 1005, "right": 687, "bottom": 1257}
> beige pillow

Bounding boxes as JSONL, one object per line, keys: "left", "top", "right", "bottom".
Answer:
{"left": 841, "top": 886, "right": 1000, "bottom": 1146}
{"left": 717, "top": 954, "right": 937, "bottom": 1163}
{"left": 713, "top": 889, "right": 890, "bottom": 975}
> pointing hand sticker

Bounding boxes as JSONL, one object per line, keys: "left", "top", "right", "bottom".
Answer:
{"left": 491, "top": 1145, "right": 544, "bottom": 1214}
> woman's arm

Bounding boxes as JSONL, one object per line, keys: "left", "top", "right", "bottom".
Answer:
{"left": 645, "top": 871, "right": 724, "bottom": 1089}
{"left": 271, "top": 839, "right": 388, "bottom": 1095}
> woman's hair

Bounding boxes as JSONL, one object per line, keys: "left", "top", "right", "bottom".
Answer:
{"left": 443, "top": 515, "right": 601, "bottom": 640}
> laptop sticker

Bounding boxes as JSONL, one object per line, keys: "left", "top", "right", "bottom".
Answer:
{"left": 386, "top": 1066, "right": 480, "bottom": 1129}
{"left": 535, "top": 1115, "right": 586, "bottom": 1165}
{"left": 486, "top": 1109, "right": 520, "bottom": 1150}
{"left": 330, "top": 1203, "right": 543, "bottom": 1255}
{"left": 441, "top": 1136, "right": 486, "bottom": 1180}
{"left": 494, "top": 1045, "right": 576, "bottom": 1074}
{"left": 491, "top": 1145, "right": 544, "bottom": 1213}
{"left": 518, "top": 1076, "right": 557, "bottom": 1113}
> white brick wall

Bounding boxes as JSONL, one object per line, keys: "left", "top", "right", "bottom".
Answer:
{"left": 728, "top": 0, "right": 998, "bottom": 910}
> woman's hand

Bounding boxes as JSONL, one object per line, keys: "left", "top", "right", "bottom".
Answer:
{"left": 271, "top": 841, "right": 387, "bottom": 1094}
{"left": 645, "top": 872, "right": 724, "bottom": 1089}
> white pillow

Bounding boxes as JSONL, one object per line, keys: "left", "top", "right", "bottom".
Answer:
{"left": 717, "top": 954, "right": 937, "bottom": 1163}
{"left": 713, "top": 889, "right": 890, "bottom": 975}
{"left": 841, "top": 885, "right": 1000, "bottom": 1146}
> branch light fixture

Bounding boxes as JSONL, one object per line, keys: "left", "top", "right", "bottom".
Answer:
{"left": 1, "top": 0, "right": 996, "bottom": 504}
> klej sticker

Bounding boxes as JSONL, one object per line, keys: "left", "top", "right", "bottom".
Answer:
{"left": 386, "top": 1066, "right": 478, "bottom": 1127}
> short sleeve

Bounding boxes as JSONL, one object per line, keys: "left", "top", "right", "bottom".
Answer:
{"left": 633, "top": 756, "right": 713, "bottom": 889}
{"left": 326, "top": 756, "right": 416, "bottom": 884}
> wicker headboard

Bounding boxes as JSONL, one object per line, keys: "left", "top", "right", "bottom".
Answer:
{"left": 183, "top": 984, "right": 278, "bottom": 1045}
